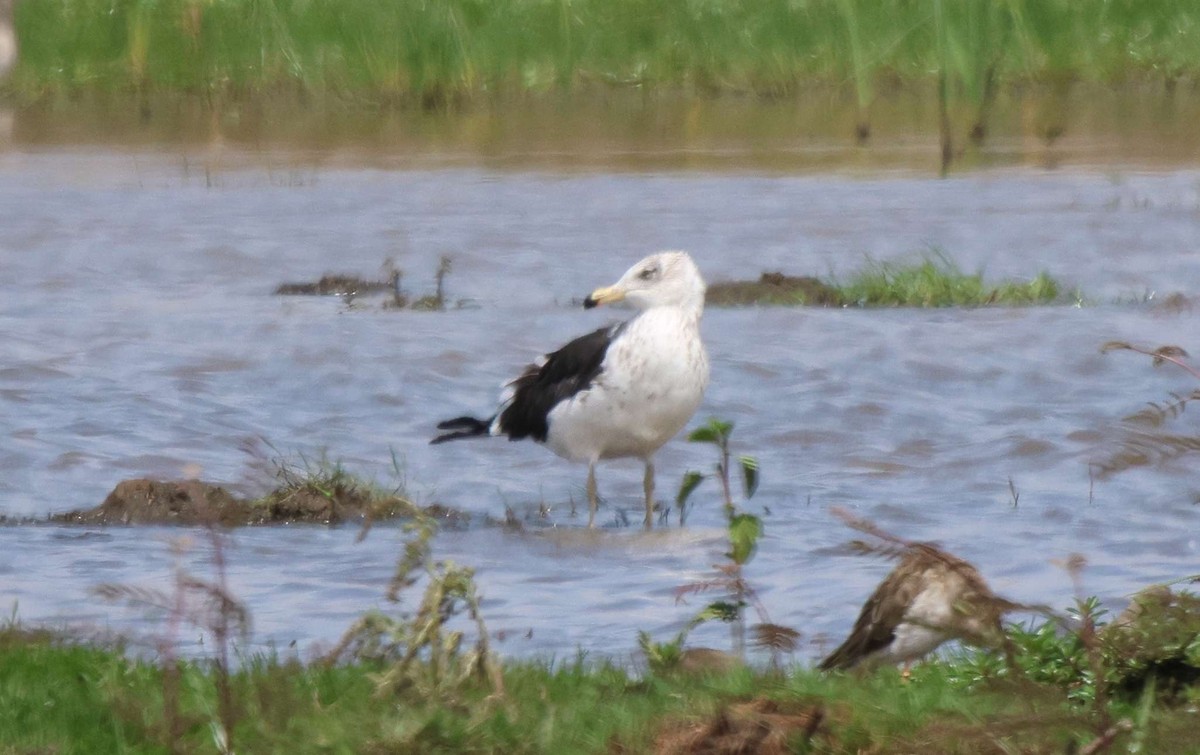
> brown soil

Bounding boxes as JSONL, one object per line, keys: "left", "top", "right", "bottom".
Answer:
{"left": 51, "top": 478, "right": 428, "bottom": 526}
{"left": 706, "top": 273, "right": 843, "bottom": 307}
{"left": 652, "top": 697, "right": 829, "bottom": 754}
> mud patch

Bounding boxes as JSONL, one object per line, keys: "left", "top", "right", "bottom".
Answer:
{"left": 274, "top": 274, "right": 395, "bottom": 297}
{"left": 274, "top": 256, "right": 458, "bottom": 311}
{"left": 653, "top": 697, "right": 828, "bottom": 754}
{"left": 706, "top": 273, "right": 843, "bottom": 307}
{"left": 51, "top": 478, "right": 430, "bottom": 526}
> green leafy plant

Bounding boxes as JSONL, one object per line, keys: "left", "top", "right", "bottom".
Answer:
{"left": 675, "top": 418, "right": 759, "bottom": 524}
{"left": 637, "top": 628, "right": 688, "bottom": 674}
{"left": 1100, "top": 586, "right": 1200, "bottom": 706}
{"left": 668, "top": 419, "right": 797, "bottom": 662}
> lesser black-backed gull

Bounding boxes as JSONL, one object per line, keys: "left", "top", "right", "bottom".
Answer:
{"left": 432, "top": 251, "right": 709, "bottom": 528}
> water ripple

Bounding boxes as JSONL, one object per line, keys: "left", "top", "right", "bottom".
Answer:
{"left": 0, "top": 156, "right": 1198, "bottom": 662}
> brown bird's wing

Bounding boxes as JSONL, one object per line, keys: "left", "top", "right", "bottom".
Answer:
{"left": 818, "top": 554, "right": 929, "bottom": 671}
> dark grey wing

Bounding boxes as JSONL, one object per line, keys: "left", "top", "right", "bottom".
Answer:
{"left": 495, "top": 323, "right": 623, "bottom": 442}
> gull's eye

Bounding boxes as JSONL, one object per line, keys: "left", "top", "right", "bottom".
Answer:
{"left": 638, "top": 266, "right": 659, "bottom": 281}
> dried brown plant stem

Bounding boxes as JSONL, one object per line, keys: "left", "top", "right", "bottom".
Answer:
{"left": 1101, "top": 342, "right": 1200, "bottom": 382}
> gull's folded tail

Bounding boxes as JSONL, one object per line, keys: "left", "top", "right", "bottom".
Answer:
{"left": 430, "top": 416, "right": 493, "bottom": 444}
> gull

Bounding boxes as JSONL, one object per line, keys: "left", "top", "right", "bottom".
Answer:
{"left": 432, "top": 251, "right": 709, "bottom": 528}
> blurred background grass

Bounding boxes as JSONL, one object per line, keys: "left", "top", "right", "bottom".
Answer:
{"left": 7, "top": 0, "right": 1198, "bottom": 106}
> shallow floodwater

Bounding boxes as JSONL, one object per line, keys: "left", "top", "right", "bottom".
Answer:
{"left": 1, "top": 146, "right": 1198, "bottom": 664}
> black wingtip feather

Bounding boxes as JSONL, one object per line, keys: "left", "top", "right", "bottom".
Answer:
{"left": 431, "top": 416, "right": 492, "bottom": 444}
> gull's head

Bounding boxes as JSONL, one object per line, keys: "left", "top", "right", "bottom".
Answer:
{"left": 583, "top": 251, "right": 705, "bottom": 314}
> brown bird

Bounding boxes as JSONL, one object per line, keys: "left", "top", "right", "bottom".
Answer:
{"left": 819, "top": 543, "right": 1016, "bottom": 673}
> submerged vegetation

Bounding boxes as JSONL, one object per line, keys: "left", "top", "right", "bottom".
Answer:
{"left": 275, "top": 255, "right": 458, "bottom": 312}
{"left": 277, "top": 251, "right": 1069, "bottom": 312}
{"left": 836, "top": 256, "right": 1063, "bottom": 308}
{"left": 707, "top": 253, "right": 1067, "bottom": 308}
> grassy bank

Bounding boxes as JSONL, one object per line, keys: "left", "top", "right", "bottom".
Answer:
{"left": 8, "top": 0, "right": 1200, "bottom": 107}
{"left": 2, "top": 615, "right": 1198, "bottom": 754}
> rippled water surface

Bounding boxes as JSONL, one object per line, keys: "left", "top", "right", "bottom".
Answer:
{"left": 1, "top": 148, "right": 1198, "bottom": 663}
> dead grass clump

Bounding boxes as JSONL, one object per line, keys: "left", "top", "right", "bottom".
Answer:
{"left": 326, "top": 519, "right": 504, "bottom": 703}
{"left": 653, "top": 697, "right": 828, "bottom": 755}
{"left": 1095, "top": 342, "right": 1200, "bottom": 477}
{"left": 256, "top": 465, "right": 419, "bottom": 525}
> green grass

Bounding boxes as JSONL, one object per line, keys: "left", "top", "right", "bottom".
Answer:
{"left": 4, "top": 596, "right": 1200, "bottom": 755}
{"left": 837, "top": 255, "right": 1063, "bottom": 308}
{"left": 0, "top": 627, "right": 387, "bottom": 753}
{"left": 0, "top": 632, "right": 1048, "bottom": 753}
{"left": 705, "top": 254, "right": 1067, "bottom": 308}
{"left": 6, "top": 0, "right": 1200, "bottom": 107}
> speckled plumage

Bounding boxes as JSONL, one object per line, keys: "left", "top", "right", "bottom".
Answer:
{"left": 433, "top": 251, "right": 709, "bottom": 528}
{"left": 820, "top": 544, "right": 1012, "bottom": 672}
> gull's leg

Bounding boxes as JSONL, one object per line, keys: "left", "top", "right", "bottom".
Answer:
{"left": 587, "top": 462, "right": 598, "bottom": 528}
{"left": 643, "top": 459, "right": 655, "bottom": 530}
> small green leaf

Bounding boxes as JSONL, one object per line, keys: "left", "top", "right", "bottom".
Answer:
{"left": 739, "top": 455, "right": 759, "bottom": 499}
{"left": 687, "top": 418, "right": 733, "bottom": 445}
{"left": 676, "top": 471, "right": 705, "bottom": 511}
{"left": 728, "top": 513, "right": 763, "bottom": 565}
{"left": 695, "top": 601, "right": 743, "bottom": 624}
{"left": 637, "top": 629, "right": 654, "bottom": 655}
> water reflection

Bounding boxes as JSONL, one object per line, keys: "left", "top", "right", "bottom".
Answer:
{"left": 6, "top": 86, "right": 1200, "bottom": 174}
